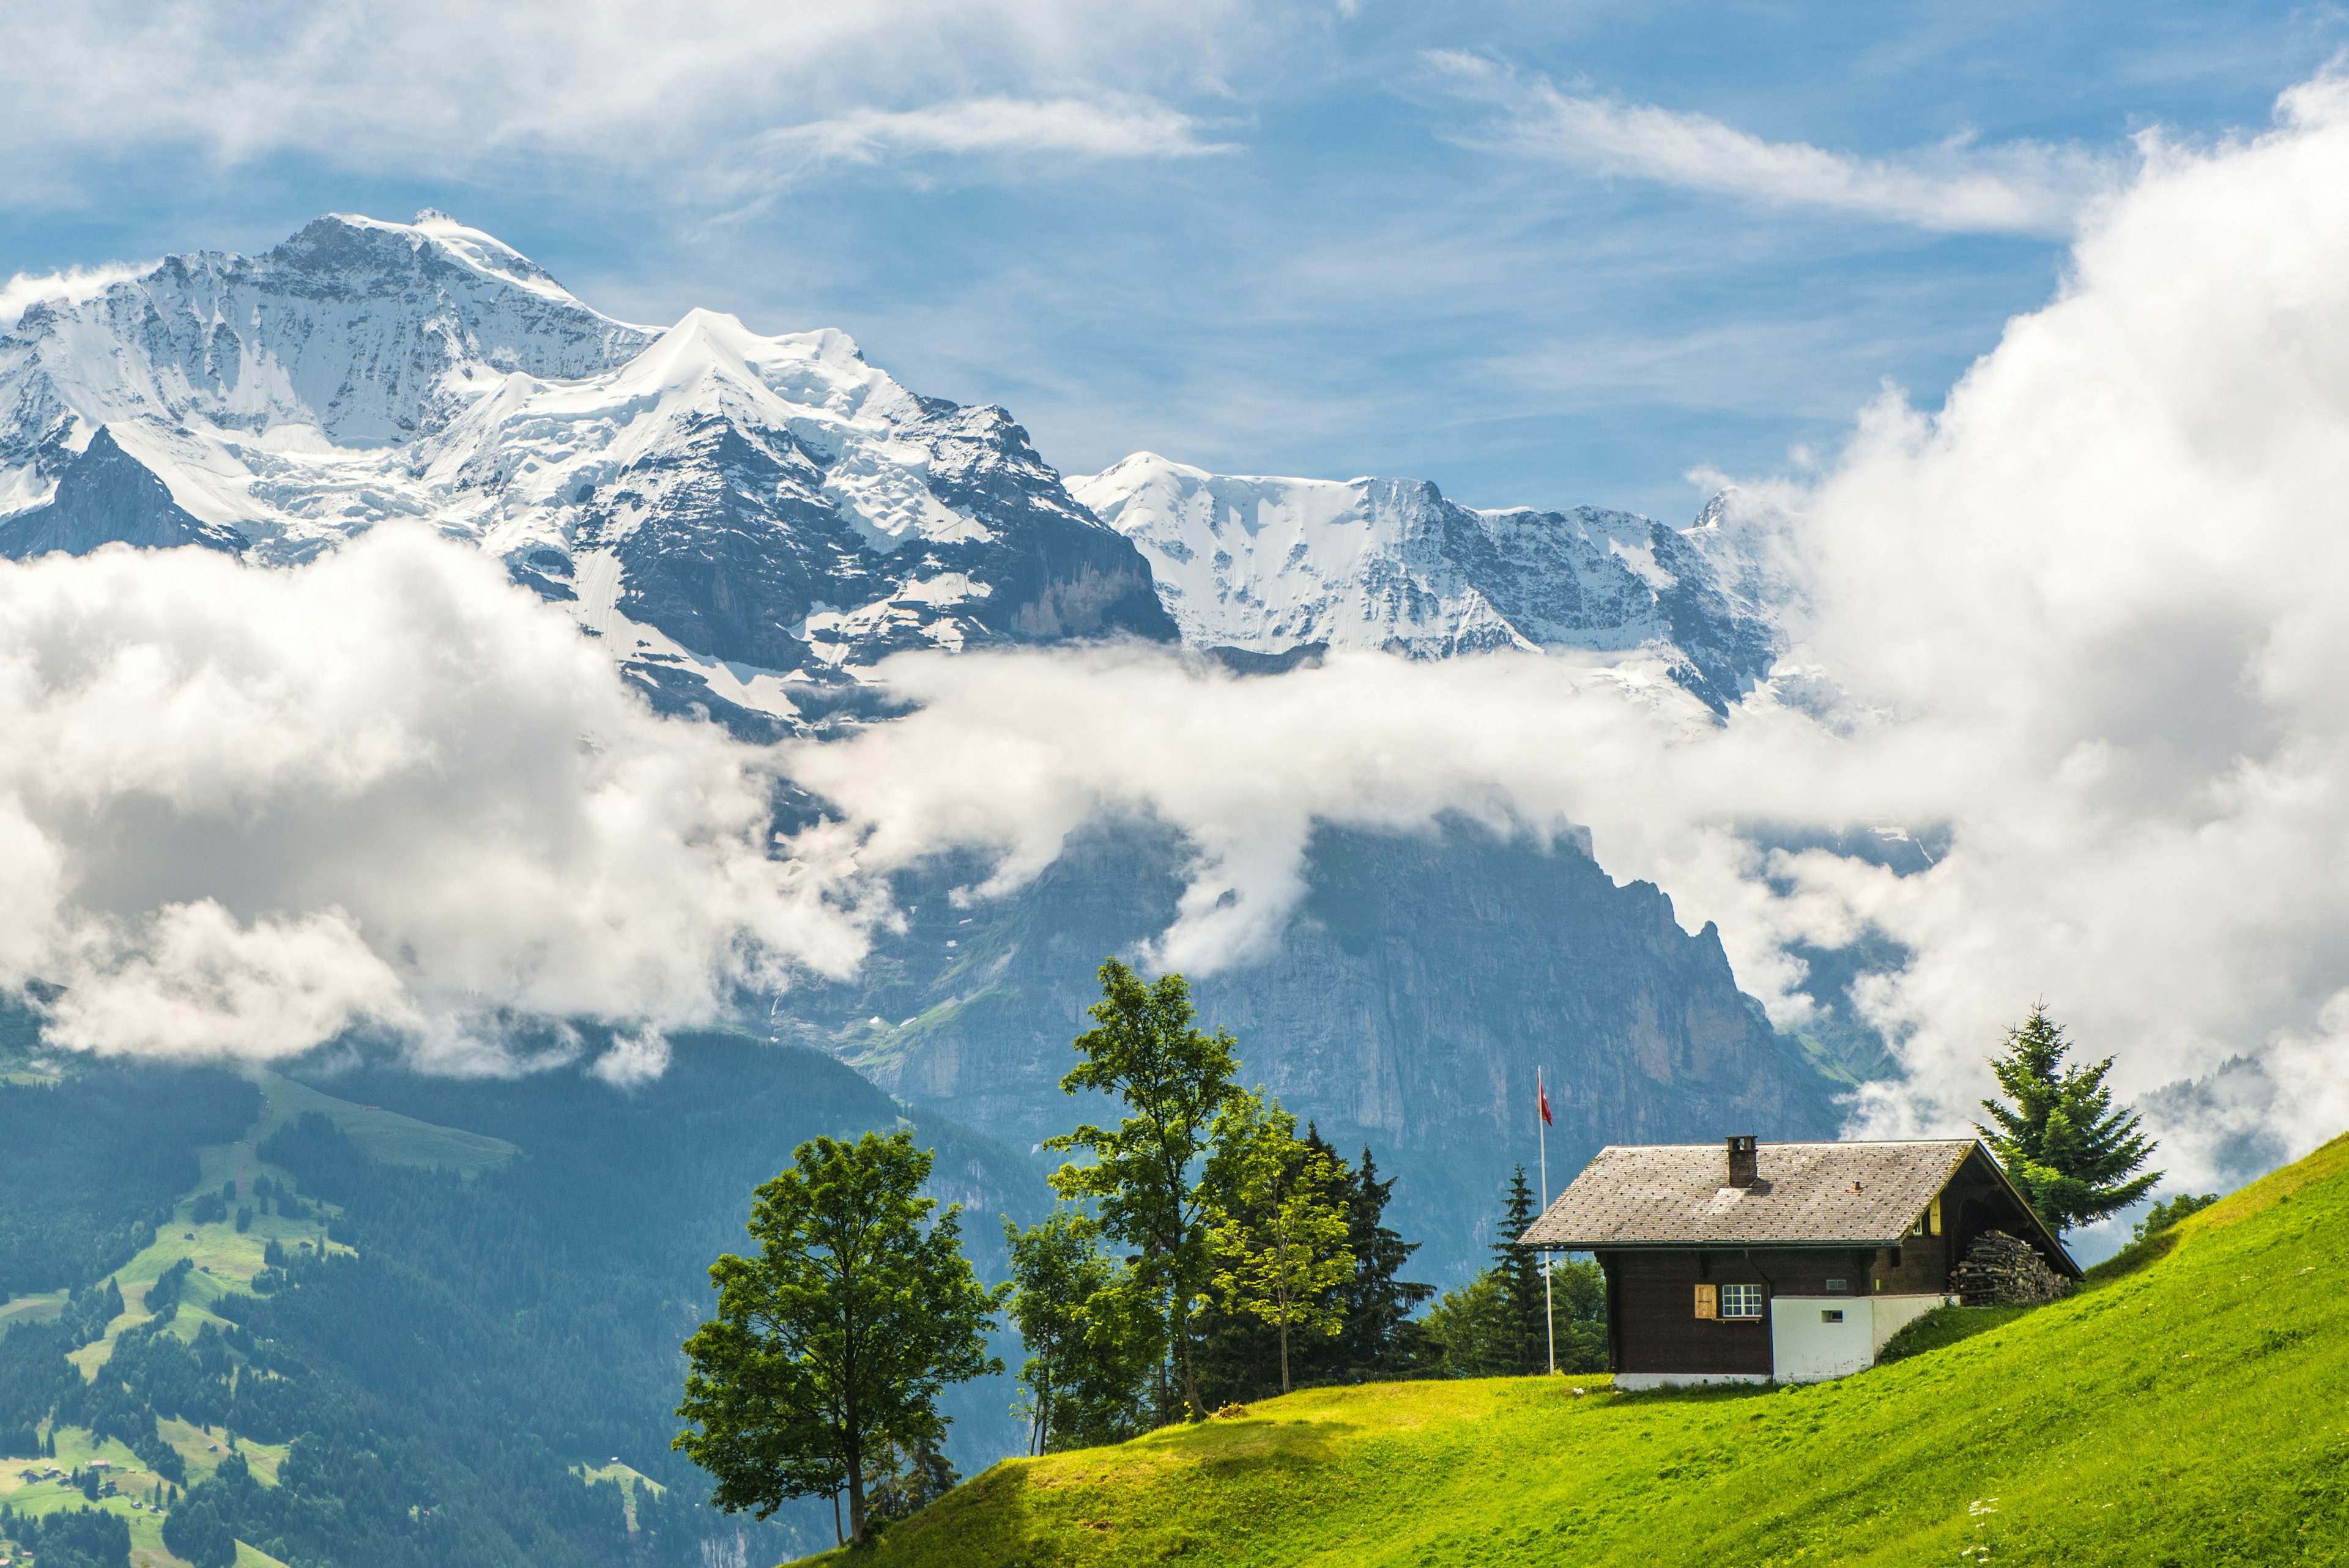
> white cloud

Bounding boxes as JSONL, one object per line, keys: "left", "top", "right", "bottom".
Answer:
{"left": 0, "top": 262, "right": 157, "bottom": 331}
{"left": 770, "top": 70, "right": 2349, "bottom": 1188}
{"left": 1428, "top": 52, "right": 2124, "bottom": 235}
{"left": 0, "top": 1, "right": 1263, "bottom": 199}
{"left": 0, "top": 528, "right": 869, "bottom": 1070}
{"left": 758, "top": 96, "right": 1232, "bottom": 175}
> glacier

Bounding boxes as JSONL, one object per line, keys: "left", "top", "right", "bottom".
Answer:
{"left": 0, "top": 210, "right": 1785, "bottom": 724}
{"left": 1074, "top": 452, "right": 1781, "bottom": 712}
{"left": 0, "top": 210, "right": 1173, "bottom": 731}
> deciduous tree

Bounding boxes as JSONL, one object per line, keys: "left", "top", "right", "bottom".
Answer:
{"left": 1045, "top": 960, "right": 1243, "bottom": 1421}
{"left": 1203, "top": 1092, "right": 1356, "bottom": 1395}
{"left": 674, "top": 1132, "right": 1003, "bottom": 1544}
{"left": 1003, "top": 1209, "right": 1161, "bottom": 1453}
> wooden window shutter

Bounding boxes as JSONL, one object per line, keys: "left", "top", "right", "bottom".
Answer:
{"left": 1694, "top": 1283, "right": 1717, "bottom": 1320}
{"left": 1930, "top": 1194, "right": 1943, "bottom": 1234}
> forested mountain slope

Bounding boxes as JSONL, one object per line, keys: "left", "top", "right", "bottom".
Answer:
{"left": 0, "top": 1037, "right": 1048, "bottom": 1568}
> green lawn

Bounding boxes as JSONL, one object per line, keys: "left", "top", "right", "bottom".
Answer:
{"left": 253, "top": 1070, "right": 517, "bottom": 1175}
{"left": 575, "top": 1459, "right": 668, "bottom": 1531}
{"left": 809, "top": 1131, "right": 2349, "bottom": 1568}
{"left": 0, "top": 1422, "right": 291, "bottom": 1568}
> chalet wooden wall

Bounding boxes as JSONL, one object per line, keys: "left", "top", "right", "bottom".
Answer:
{"left": 1597, "top": 1242, "right": 1958, "bottom": 1375}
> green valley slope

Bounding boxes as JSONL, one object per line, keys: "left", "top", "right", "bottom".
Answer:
{"left": 816, "top": 1131, "right": 2349, "bottom": 1567}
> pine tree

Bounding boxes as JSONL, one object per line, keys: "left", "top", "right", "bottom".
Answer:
{"left": 1976, "top": 1004, "right": 2161, "bottom": 1232}
{"left": 1319, "top": 1142, "right": 1433, "bottom": 1378}
{"left": 1492, "top": 1166, "right": 1547, "bottom": 1375}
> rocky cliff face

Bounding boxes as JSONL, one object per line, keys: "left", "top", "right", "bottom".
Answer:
{"left": 781, "top": 814, "right": 1841, "bottom": 1282}
{"left": 0, "top": 426, "right": 245, "bottom": 558}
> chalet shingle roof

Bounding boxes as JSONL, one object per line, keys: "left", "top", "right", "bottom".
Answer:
{"left": 1517, "top": 1140, "right": 1975, "bottom": 1249}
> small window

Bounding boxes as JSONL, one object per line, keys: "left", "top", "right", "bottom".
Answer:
{"left": 1820, "top": 1309, "right": 1844, "bottom": 1323}
{"left": 1719, "top": 1283, "right": 1764, "bottom": 1319}
{"left": 1825, "top": 1278, "right": 1847, "bottom": 1292}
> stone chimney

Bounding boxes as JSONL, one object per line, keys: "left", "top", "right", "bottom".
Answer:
{"left": 1725, "top": 1134, "right": 1758, "bottom": 1189}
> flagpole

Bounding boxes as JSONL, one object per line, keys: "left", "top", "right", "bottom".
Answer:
{"left": 1539, "top": 1067, "right": 1554, "bottom": 1376}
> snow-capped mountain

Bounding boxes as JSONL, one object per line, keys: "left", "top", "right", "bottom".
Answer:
{"left": 0, "top": 211, "right": 1783, "bottom": 723}
{"left": 1072, "top": 453, "right": 1780, "bottom": 711}
{"left": 0, "top": 211, "right": 1173, "bottom": 727}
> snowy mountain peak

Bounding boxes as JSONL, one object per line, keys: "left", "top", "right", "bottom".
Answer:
{"left": 0, "top": 215, "right": 1173, "bottom": 728}
{"left": 1074, "top": 451, "right": 1780, "bottom": 711}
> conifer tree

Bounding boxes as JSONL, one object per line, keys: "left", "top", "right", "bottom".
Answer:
{"left": 1976, "top": 1004, "right": 2161, "bottom": 1232}
{"left": 1323, "top": 1141, "right": 1433, "bottom": 1378}
{"left": 1492, "top": 1166, "right": 1547, "bottom": 1375}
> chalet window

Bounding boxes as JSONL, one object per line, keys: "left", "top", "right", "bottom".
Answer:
{"left": 1825, "top": 1278, "right": 1847, "bottom": 1292}
{"left": 1719, "top": 1284, "right": 1764, "bottom": 1318}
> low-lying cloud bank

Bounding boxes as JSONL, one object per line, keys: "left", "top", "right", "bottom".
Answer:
{"left": 0, "top": 532, "right": 866, "bottom": 1078}
{"left": 7, "top": 73, "right": 2349, "bottom": 1195}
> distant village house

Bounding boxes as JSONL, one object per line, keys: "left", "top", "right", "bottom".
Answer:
{"left": 1518, "top": 1136, "right": 2079, "bottom": 1386}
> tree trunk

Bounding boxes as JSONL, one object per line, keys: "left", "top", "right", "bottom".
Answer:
{"left": 1173, "top": 1290, "right": 1206, "bottom": 1421}
{"left": 845, "top": 1413, "right": 867, "bottom": 1543}
{"left": 1279, "top": 1318, "right": 1290, "bottom": 1395}
{"left": 832, "top": 1492, "right": 844, "bottom": 1548}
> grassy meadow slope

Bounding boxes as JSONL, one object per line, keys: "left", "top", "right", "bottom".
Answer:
{"left": 818, "top": 1131, "right": 2349, "bottom": 1568}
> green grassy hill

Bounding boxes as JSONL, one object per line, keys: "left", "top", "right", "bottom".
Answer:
{"left": 816, "top": 1131, "right": 2349, "bottom": 1567}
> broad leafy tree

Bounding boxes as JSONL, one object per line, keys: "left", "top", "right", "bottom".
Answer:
{"left": 1976, "top": 1005, "right": 2161, "bottom": 1232}
{"left": 1201, "top": 1093, "right": 1357, "bottom": 1394}
{"left": 674, "top": 1132, "right": 1003, "bottom": 1545}
{"left": 1044, "top": 960, "right": 1244, "bottom": 1421}
{"left": 1003, "top": 1209, "right": 1162, "bottom": 1452}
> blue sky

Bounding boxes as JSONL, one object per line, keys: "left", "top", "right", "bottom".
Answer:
{"left": 4, "top": 1, "right": 2339, "bottom": 519}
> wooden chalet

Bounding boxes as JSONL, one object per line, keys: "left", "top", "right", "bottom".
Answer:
{"left": 1516, "top": 1135, "right": 2080, "bottom": 1386}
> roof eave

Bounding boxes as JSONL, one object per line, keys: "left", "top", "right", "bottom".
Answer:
{"left": 1514, "top": 1236, "right": 1910, "bottom": 1251}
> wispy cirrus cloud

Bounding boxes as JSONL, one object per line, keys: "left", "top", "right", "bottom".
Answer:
{"left": 0, "top": 0, "right": 1271, "bottom": 204}
{"left": 1428, "top": 51, "right": 2127, "bottom": 236}
{"left": 757, "top": 95, "right": 1234, "bottom": 175}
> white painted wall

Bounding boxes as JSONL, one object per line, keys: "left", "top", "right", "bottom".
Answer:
{"left": 1768, "top": 1293, "right": 1956, "bottom": 1382}
{"left": 1868, "top": 1291, "right": 1954, "bottom": 1358}
{"left": 1770, "top": 1296, "right": 1874, "bottom": 1381}
{"left": 1612, "top": 1371, "right": 1771, "bottom": 1391}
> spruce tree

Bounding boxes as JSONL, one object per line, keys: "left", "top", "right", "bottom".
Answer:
{"left": 1492, "top": 1166, "right": 1547, "bottom": 1375}
{"left": 1976, "top": 1004, "right": 2161, "bottom": 1232}
{"left": 1321, "top": 1142, "right": 1433, "bottom": 1378}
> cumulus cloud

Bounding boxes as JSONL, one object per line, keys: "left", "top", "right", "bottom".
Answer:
{"left": 0, "top": 0, "right": 1264, "bottom": 199}
{"left": 0, "top": 528, "right": 867, "bottom": 1069}
{"left": 1428, "top": 51, "right": 2123, "bottom": 235}
{"left": 9, "top": 54, "right": 2349, "bottom": 1207}
{"left": 775, "top": 70, "right": 2349, "bottom": 1189}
